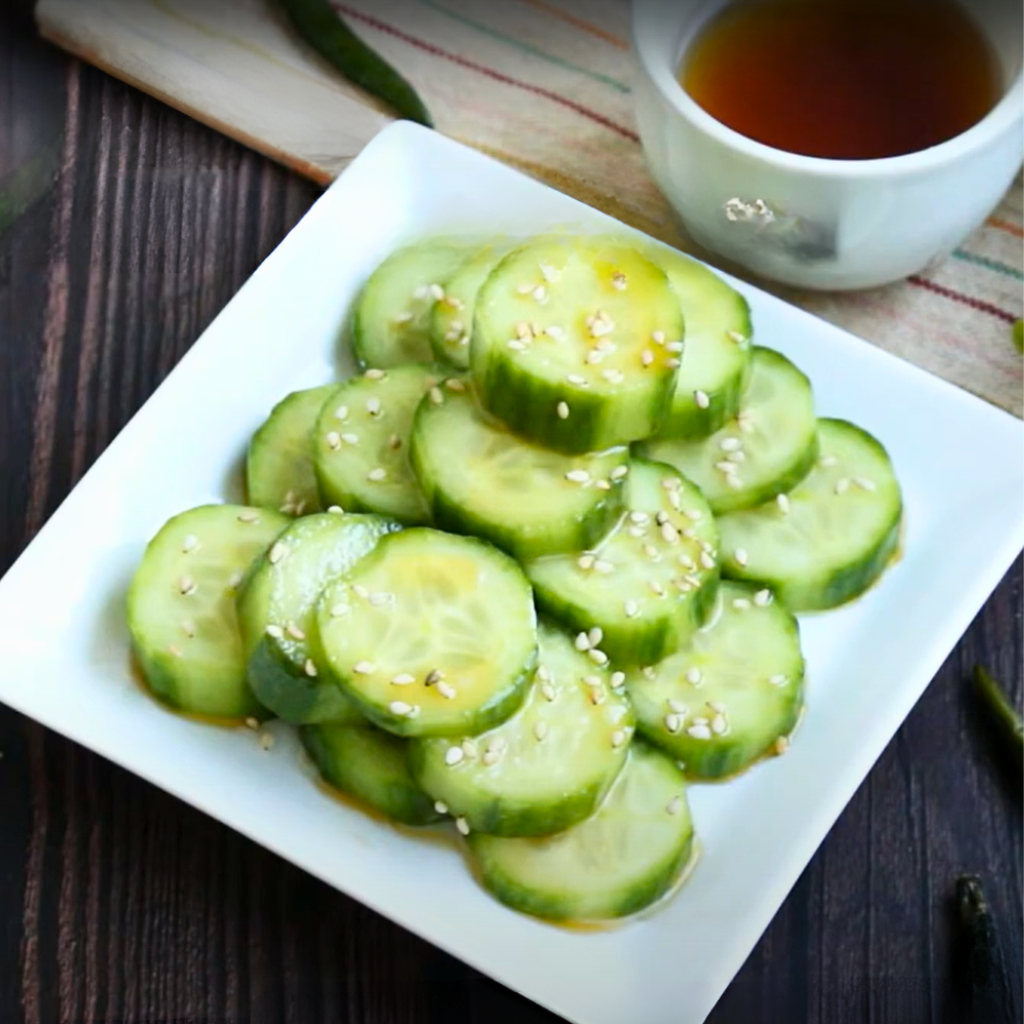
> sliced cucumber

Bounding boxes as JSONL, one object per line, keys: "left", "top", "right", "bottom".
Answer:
{"left": 313, "top": 364, "right": 443, "bottom": 525}
{"left": 410, "top": 624, "right": 634, "bottom": 837}
{"left": 301, "top": 723, "right": 442, "bottom": 826}
{"left": 627, "top": 581, "right": 805, "bottom": 779}
{"left": 237, "top": 511, "right": 401, "bottom": 724}
{"left": 639, "top": 347, "right": 817, "bottom": 513}
{"left": 409, "top": 385, "right": 628, "bottom": 561}
{"left": 526, "top": 460, "right": 719, "bottom": 666}
{"left": 430, "top": 242, "right": 510, "bottom": 369}
{"left": 246, "top": 385, "right": 335, "bottom": 515}
{"left": 317, "top": 528, "right": 538, "bottom": 737}
{"left": 471, "top": 235, "right": 683, "bottom": 453}
{"left": 352, "top": 241, "right": 473, "bottom": 367}
{"left": 467, "top": 743, "right": 694, "bottom": 922}
{"left": 643, "top": 244, "right": 752, "bottom": 439}
{"left": 127, "top": 505, "right": 289, "bottom": 721}
{"left": 716, "top": 418, "right": 903, "bottom": 611}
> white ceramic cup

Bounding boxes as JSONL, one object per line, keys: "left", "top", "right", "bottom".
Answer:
{"left": 632, "top": 0, "right": 1024, "bottom": 290}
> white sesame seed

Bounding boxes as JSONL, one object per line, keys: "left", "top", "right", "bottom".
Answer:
{"left": 754, "top": 589, "right": 773, "bottom": 606}
{"left": 545, "top": 325, "right": 566, "bottom": 340}
{"left": 434, "top": 800, "right": 448, "bottom": 814}
{"left": 734, "top": 547, "right": 748, "bottom": 566}
{"left": 329, "top": 603, "right": 346, "bottom": 617}
{"left": 686, "top": 667, "right": 703, "bottom": 685}
{"left": 557, "top": 401, "right": 570, "bottom": 420}
{"left": 590, "top": 319, "right": 614, "bottom": 338}
{"left": 596, "top": 479, "right": 612, "bottom": 491}
{"left": 637, "top": 347, "right": 655, "bottom": 369}
{"left": 244, "top": 716, "right": 260, "bottom": 731}
{"left": 588, "top": 648, "right": 609, "bottom": 666}
{"left": 541, "top": 682, "right": 556, "bottom": 702}
{"left": 229, "top": 570, "right": 245, "bottom": 589}
{"left": 595, "top": 338, "right": 617, "bottom": 354}
{"left": 711, "top": 714, "right": 728, "bottom": 735}
{"left": 720, "top": 437, "right": 742, "bottom": 452}
{"left": 351, "top": 584, "right": 369, "bottom": 599}
{"left": 326, "top": 431, "right": 342, "bottom": 450}
{"left": 577, "top": 554, "right": 596, "bottom": 571}
{"left": 687, "top": 724, "right": 712, "bottom": 740}
{"left": 678, "top": 553, "right": 695, "bottom": 570}
{"left": 666, "top": 341, "right": 684, "bottom": 354}
{"left": 181, "top": 619, "right": 196, "bottom": 638}
{"left": 585, "top": 349, "right": 604, "bottom": 365}
{"left": 482, "top": 748, "right": 500, "bottom": 766}
{"left": 237, "top": 510, "right": 260, "bottom": 523}
{"left": 365, "top": 397, "right": 382, "bottom": 416}
{"left": 341, "top": 432, "right": 359, "bottom": 445}
{"left": 728, "top": 330, "right": 746, "bottom": 343}
{"left": 367, "top": 468, "right": 387, "bottom": 482}
{"left": 429, "top": 283, "right": 445, "bottom": 300}
{"left": 353, "top": 660, "right": 376, "bottom": 674}
{"left": 575, "top": 632, "right": 591, "bottom": 652}
{"left": 732, "top": 598, "right": 752, "bottom": 610}
{"left": 259, "top": 731, "right": 275, "bottom": 751}
{"left": 775, "top": 736, "right": 791, "bottom": 755}
{"left": 610, "top": 465, "right": 629, "bottom": 481}
{"left": 516, "top": 282, "right": 534, "bottom": 294}
{"left": 533, "top": 721, "right": 549, "bottom": 742}
{"left": 666, "top": 357, "right": 681, "bottom": 369}
{"left": 369, "top": 591, "right": 393, "bottom": 606}
{"left": 455, "top": 816, "right": 471, "bottom": 836}
{"left": 700, "top": 551, "right": 716, "bottom": 569}
{"left": 666, "top": 795, "right": 685, "bottom": 816}
{"left": 667, "top": 698, "right": 688, "bottom": 714}
{"left": 515, "top": 320, "right": 532, "bottom": 340}
{"left": 820, "top": 454, "right": 839, "bottom": 468}
{"left": 624, "top": 599, "right": 639, "bottom": 618}
{"left": 391, "top": 673, "right": 415, "bottom": 685}
{"left": 660, "top": 522, "right": 680, "bottom": 544}
{"left": 428, "top": 386, "right": 444, "bottom": 405}
{"left": 642, "top": 666, "right": 656, "bottom": 680}
{"left": 777, "top": 493, "right": 791, "bottom": 514}
{"left": 531, "top": 284, "right": 548, "bottom": 303}
{"left": 694, "top": 390, "right": 710, "bottom": 409}
{"left": 611, "top": 671, "right": 625, "bottom": 687}
{"left": 652, "top": 330, "right": 665, "bottom": 344}
{"left": 855, "top": 477, "right": 877, "bottom": 492}
{"left": 178, "top": 576, "right": 197, "bottom": 596}
{"left": 566, "top": 373, "right": 587, "bottom": 385}
{"left": 304, "top": 659, "right": 318, "bottom": 677}
{"left": 388, "top": 434, "right": 403, "bottom": 451}
{"left": 611, "top": 729, "right": 627, "bottom": 748}
{"left": 181, "top": 534, "right": 199, "bottom": 553}
{"left": 539, "top": 262, "right": 560, "bottom": 282}
{"left": 461, "top": 739, "right": 479, "bottom": 759}
{"left": 588, "top": 626, "right": 604, "bottom": 646}
{"left": 835, "top": 477, "right": 851, "bottom": 495}
{"left": 611, "top": 271, "right": 627, "bottom": 290}
{"left": 389, "top": 700, "right": 414, "bottom": 716}
{"left": 365, "top": 368, "right": 386, "bottom": 380}
{"left": 425, "top": 668, "right": 445, "bottom": 686}
{"left": 726, "top": 476, "right": 744, "bottom": 490}
{"left": 664, "top": 713, "right": 683, "bottom": 734}
{"left": 507, "top": 339, "right": 527, "bottom": 352}
{"left": 648, "top": 580, "right": 665, "bottom": 596}
{"left": 601, "top": 368, "right": 625, "bottom": 384}
{"left": 286, "top": 623, "right": 306, "bottom": 640}
{"left": 644, "top": 544, "right": 661, "bottom": 561}
{"left": 436, "top": 681, "right": 457, "bottom": 700}
{"left": 565, "top": 469, "right": 590, "bottom": 484}
{"left": 769, "top": 674, "right": 789, "bottom": 687}
{"left": 413, "top": 285, "right": 430, "bottom": 299}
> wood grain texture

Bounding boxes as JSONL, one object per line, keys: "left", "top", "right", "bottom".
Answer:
{"left": 0, "top": 3, "right": 1021, "bottom": 1023}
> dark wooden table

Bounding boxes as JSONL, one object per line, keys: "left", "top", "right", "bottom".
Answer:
{"left": 1, "top": 4, "right": 1021, "bottom": 1023}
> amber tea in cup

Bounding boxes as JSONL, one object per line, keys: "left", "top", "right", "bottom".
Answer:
{"left": 680, "top": 0, "right": 1003, "bottom": 160}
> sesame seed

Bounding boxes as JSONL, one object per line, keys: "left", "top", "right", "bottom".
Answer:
{"left": 180, "top": 534, "right": 200, "bottom": 554}
{"left": 434, "top": 800, "right": 448, "bottom": 814}
{"left": 353, "top": 660, "right": 376, "bottom": 674}
{"left": 455, "top": 816, "right": 471, "bottom": 836}
{"left": 855, "top": 477, "right": 877, "bottom": 492}
{"left": 641, "top": 349, "right": 654, "bottom": 367}
{"left": 610, "top": 465, "right": 629, "bottom": 481}
{"left": 444, "top": 296, "right": 465, "bottom": 310}
{"left": 436, "top": 681, "right": 457, "bottom": 700}
{"left": 516, "top": 282, "right": 534, "bottom": 294}
{"left": 557, "top": 401, "right": 570, "bottom": 420}
{"left": 644, "top": 544, "right": 660, "bottom": 561}
{"left": 577, "top": 554, "right": 596, "bottom": 571}
{"left": 540, "top": 262, "right": 561, "bottom": 282}
{"left": 687, "top": 723, "right": 712, "bottom": 740}
{"left": 167, "top": 644, "right": 183, "bottom": 658}
{"left": 365, "top": 368, "right": 386, "bottom": 381}
{"left": 352, "top": 584, "right": 369, "bottom": 599}
{"left": 329, "top": 603, "right": 346, "bottom": 617}
{"left": 341, "top": 432, "right": 359, "bottom": 445}
{"left": 588, "top": 648, "right": 609, "bottom": 666}
{"left": 612, "top": 271, "right": 627, "bottom": 290}
{"left": 575, "top": 632, "right": 591, "bottom": 651}
{"left": 595, "top": 338, "right": 616, "bottom": 354}
{"left": 754, "top": 589, "right": 773, "bottom": 606}
{"left": 531, "top": 285, "right": 548, "bottom": 303}
{"left": 482, "top": 748, "right": 500, "bottom": 766}
{"left": 178, "top": 576, "right": 197, "bottom": 596}
{"left": 286, "top": 623, "right": 306, "bottom": 640}
{"left": 664, "top": 713, "right": 683, "bottom": 734}
{"left": 728, "top": 330, "right": 746, "bottom": 343}
{"left": 515, "top": 320, "right": 532, "bottom": 339}
{"left": 720, "top": 437, "right": 742, "bottom": 452}
{"left": 259, "top": 731, "right": 275, "bottom": 751}
{"left": 588, "top": 626, "right": 604, "bottom": 646}
{"left": 304, "top": 659, "right": 318, "bottom": 677}
{"left": 565, "top": 469, "right": 590, "bottom": 484}
{"left": 590, "top": 320, "right": 614, "bottom": 338}
{"left": 541, "top": 682, "right": 556, "bottom": 702}
{"left": 775, "top": 736, "right": 791, "bottom": 755}
{"left": 694, "top": 390, "right": 710, "bottom": 409}
{"left": 666, "top": 795, "right": 685, "bottom": 815}
{"left": 229, "top": 571, "right": 245, "bottom": 589}
{"left": 652, "top": 330, "right": 665, "bottom": 344}
{"left": 700, "top": 551, "right": 716, "bottom": 569}
{"left": 711, "top": 714, "right": 728, "bottom": 735}
{"left": 388, "top": 434, "right": 402, "bottom": 451}
{"left": 429, "top": 283, "right": 445, "bottom": 300}
{"left": 391, "top": 673, "right": 415, "bottom": 685}
{"left": 596, "top": 480, "right": 612, "bottom": 491}
{"left": 369, "top": 591, "right": 393, "bottom": 606}
{"left": 660, "top": 522, "right": 680, "bottom": 544}
{"left": 666, "top": 358, "right": 681, "bottom": 369}
{"left": 367, "top": 468, "right": 387, "bottom": 482}
{"left": 835, "top": 477, "right": 850, "bottom": 495}
{"left": 601, "top": 368, "right": 625, "bottom": 384}
{"left": 245, "top": 717, "right": 260, "bottom": 730}
{"left": 545, "top": 325, "right": 566, "bottom": 340}
{"left": 649, "top": 580, "right": 665, "bottom": 596}
{"left": 610, "top": 671, "right": 625, "bottom": 687}
{"left": 428, "top": 386, "right": 444, "bottom": 406}
{"left": 425, "top": 668, "right": 445, "bottom": 686}
{"left": 726, "top": 476, "right": 744, "bottom": 490}
{"left": 566, "top": 373, "right": 587, "bottom": 386}
{"left": 365, "top": 397, "right": 382, "bottom": 416}
{"left": 585, "top": 349, "right": 603, "bottom": 365}
{"left": 732, "top": 597, "right": 751, "bottom": 610}
{"left": 661, "top": 476, "right": 682, "bottom": 491}
{"left": 413, "top": 285, "right": 430, "bottom": 299}
{"left": 642, "top": 666, "right": 656, "bottom": 680}
{"left": 445, "top": 377, "right": 466, "bottom": 392}
{"left": 624, "top": 599, "right": 639, "bottom": 618}
{"left": 507, "top": 339, "right": 528, "bottom": 352}
{"left": 666, "top": 341, "right": 684, "bottom": 354}
{"left": 777, "top": 493, "right": 791, "bottom": 514}
{"left": 820, "top": 454, "right": 839, "bottom": 468}
{"left": 534, "top": 721, "right": 549, "bottom": 742}
{"left": 462, "top": 738, "right": 479, "bottom": 759}
{"left": 389, "top": 700, "right": 414, "bottom": 716}
{"left": 181, "top": 619, "right": 196, "bottom": 638}
{"left": 238, "top": 510, "right": 260, "bottom": 523}
{"left": 686, "top": 667, "right": 703, "bottom": 685}
{"left": 326, "top": 431, "right": 342, "bottom": 450}
{"left": 678, "top": 553, "right": 695, "bottom": 569}
{"left": 734, "top": 547, "right": 749, "bottom": 566}
{"left": 611, "top": 729, "right": 627, "bottom": 748}
{"left": 731, "top": 451, "right": 747, "bottom": 463}
{"left": 769, "top": 673, "right": 789, "bottom": 687}
{"left": 668, "top": 698, "right": 688, "bottom": 713}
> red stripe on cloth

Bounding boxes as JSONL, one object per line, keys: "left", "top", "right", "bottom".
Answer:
{"left": 335, "top": 4, "right": 641, "bottom": 142}
{"left": 988, "top": 216, "right": 1024, "bottom": 239}
{"left": 908, "top": 276, "right": 1019, "bottom": 324}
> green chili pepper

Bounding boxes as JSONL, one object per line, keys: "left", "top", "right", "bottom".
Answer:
{"left": 955, "top": 875, "right": 1013, "bottom": 1024}
{"left": 279, "top": 0, "right": 433, "bottom": 127}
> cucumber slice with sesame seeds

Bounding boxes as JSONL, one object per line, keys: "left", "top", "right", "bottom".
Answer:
{"left": 246, "top": 385, "right": 336, "bottom": 516}
{"left": 313, "top": 364, "right": 446, "bottom": 525}
{"left": 638, "top": 347, "right": 818, "bottom": 514}
{"left": 127, "top": 505, "right": 290, "bottom": 721}
{"left": 352, "top": 241, "right": 475, "bottom": 367}
{"left": 429, "top": 241, "right": 512, "bottom": 369}
{"left": 237, "top": 511, "right": 401, "bottom": 724}
{"left": 470, "top": 235, "right": 684, "bottom": 454}
{"left": 642, "top": 245, "right": 753, "bottom": 439}
{"left": 300, "top": 723, "right": 443, "bottom": 826}
{"left": 409, "top": 623, "right": 634, "bottom": 837}
{"left": 526, "top": 460, "right": 719, "bottom": 666}
{"left": 316, "top": 528, "right": 538, "bottom": 738}
{"left": 716, "top": 418, "right": 903, "bottom": 611}
{"left": 409, "top": 384, "right": 629, "bottom": 561}
{"left": 466, "top": 742, "right": 695, "bottom": 923}
{"left": 626, "top": 581, "right": 805, "bottom": 779}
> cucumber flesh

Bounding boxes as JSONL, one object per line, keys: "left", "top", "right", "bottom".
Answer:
{"left": 430, "top": 242, "right": 510, "bottom": 369}
{"left": 236, "top": 511, "right": 401, "bottom": 724}
{"left": 410, "top": 624, "right": 634, "bottom": 837}
{"left": 246, "top": 385, "right": 335, "bottom": 515}
{"left": 639, "top": 347, "right": 818, "bottom": 513}
{"left": 314, "top": 364, "right": 443, "bottom": 525}
{"left": 526, "top": 459, "right": 719, "bottom": 666}
{"left": 301, "top": 723, "right": 443, "bottom": 826}
{"left": 644, "top": 244, "right": 753, "bottom": 439}
{"left": 627, "top": 581, "right": 805, "bottom": 779}
{"left": 317, "top": 528, "right": 538, "bottom": 737}
{"left": 716, "top": 418, "right": 903, "bottom": 611}
{"left": 467, "top": 743, "right": 694, "bottom": 923}
{"left": 127, "top": 505, "right": 289, "bottom": 721}
{"left": 471, "top": 235, "right": 684, "bottom": 453}
{"left": 410, "top": 384, "right": 629, "bottom": 560}
{"left": 352, "top": 242, "right": 473, "bottom": 367}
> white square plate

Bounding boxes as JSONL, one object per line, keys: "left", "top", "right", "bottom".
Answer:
{"left": 1, "top": 123, "right": 1021, "bottom": 1024}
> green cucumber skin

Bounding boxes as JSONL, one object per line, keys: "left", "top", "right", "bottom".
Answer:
{"left": 723, "top": 511, "right": 903, "bottom": 612}
{"left": 474, "top": 345, "right": 676, "bottom": 456}
{"left": 530, "top": 566, "right": 719, "bottom": 667}
{"left": 300, "top": 724, "right": 443, "bottom": 827}
{"left": 661, "top": 343, "right": 752, "bottom": 440}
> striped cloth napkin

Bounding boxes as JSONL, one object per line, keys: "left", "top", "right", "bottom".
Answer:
{"left": 336, "top": 0, "right": 1024, "bottom": 416}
